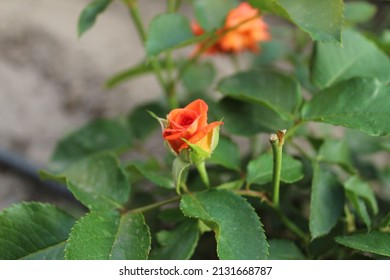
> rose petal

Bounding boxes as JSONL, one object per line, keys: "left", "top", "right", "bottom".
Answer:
{"left": 178, "top": 121, "right": 223, "bottom": 152}
{"left": 184, "top": 99, "right": 208, "bottom": 128}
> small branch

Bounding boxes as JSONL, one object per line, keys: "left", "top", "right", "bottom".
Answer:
{"left": 236, "top": 189, "right": 309, "bottom": 243}
{"left": 275, "top": 208, "right": 309, "bottom": 244}
{"left": 235, "top": 189, "right": 272, "bottom": 206}
{"left": 129, "top": 196, "right": 180, "bottom": 214}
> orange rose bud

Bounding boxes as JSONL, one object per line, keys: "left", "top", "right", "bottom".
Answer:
{"left": 162, "top": 99, "right": 223, "bottom": 162}
{"left": 191, "top": 2, "right": 270, "bottom": 55}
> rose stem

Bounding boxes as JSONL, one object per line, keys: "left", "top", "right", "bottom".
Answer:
{"left": 196, "top": 161, "right": 210, "bottom": 188}
{"left": 123, "top": 0, "right": 177, "bottom": 108}
{"left": 269, "top": 130, "right": 286, "bottom": 208}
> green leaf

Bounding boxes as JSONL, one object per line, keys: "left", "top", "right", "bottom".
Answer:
{"left": 336, "top": 231, "right": 390, "bottom": 257}
{"left": 151, "top": 220, "right": 199, "bottom": 260}
{"left": 250, "top": 0, "right": 344, "bottom": 43}
{"left": 146, "top": 13, "right": 195, "bottom": 56}
{"left": 128, "top": 102, "right": 166, "bottom": 141}
{"left": 131, "top": 162, "right": 174, "bottom": 190}
{"left": 66, "top": 211, "right": 150, "bottom": 260}
{"left": 217, "top": 70, "right": 301, "bottom": 120}
{"left": 344, "top": 176, "right": 378, "bottom": 229}
{"left": 194, "top": 0, "right": 239, "bottom": 31}
{"left": 309, "top": 163, "right": 344, "bottom": 240}
{"left": 217, "top": 98, "right": 293, "bottom": 136}
{"left": 247, "top": 153, "right": 303, "bottom": 186}
{"left": 317, "top": 139, "right": 355, "bottom": 173}
{"left": 180, "top": 189, "right": 268, "bottom": 259}
{"left": 0, "top": 202, "right": 75, "bottom": 260}
{"left": 248, "top": 0, "right": 291, "bottom": 18}
{"left": 253, "top": 40, "right": 289, "bottom": 66}
{"left": 209, "top": 136, "right": 241, "bottom": 171}
{"left": 41, "top": 153, "right": 130, "bottom": 211}
{"left": 348, "top": 196, "right": 372, "bottom": 229}
{"left": 182, "top": 61, "right": 216, "bottom": 93}
{"left": 302, "top": 78, "right": 390, "bottom": 136}
{"left": 312, "top": 29, "right": 390, "bottom": 89}
{"left": 78, "top": 0, "right": 112, "bottom": 37}
{"left": 344, "top": 176, "right": 378, "bottom": 215}
{"left": 344, "top": 2, "right": 377, "bottom": 24}
{"left": 268, "top": 239, "right": 305, "bottom": 260}
{"left": 51, "top": 118, "right": 132, "bottom": 169}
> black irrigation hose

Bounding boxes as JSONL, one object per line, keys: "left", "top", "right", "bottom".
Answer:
{"left": 0, "top": 146, "right": 77, "bottom": 202}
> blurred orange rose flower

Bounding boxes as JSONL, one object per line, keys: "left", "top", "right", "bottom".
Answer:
{"left": 192, "top": 2, "right": 270, "bottom": 55}
{"left": 162, "top": 99, "right": 223, "bottom": 155}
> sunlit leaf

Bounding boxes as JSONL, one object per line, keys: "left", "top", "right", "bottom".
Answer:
{"left": 180, "top": 189, "right": 268, "bottom": 259}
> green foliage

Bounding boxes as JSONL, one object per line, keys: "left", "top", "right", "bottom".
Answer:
{"left": 317, "top": 139, "right": 355, "bottom": 173}
{"left": 268, "top": 239, "right": 305, "bottom": 260}
{"left": 51, "top": 118, "right": 132, "bottom": 169}
{"left": 250, "top": 0, "right": 344, "bottom": 43}
{"left": 65, "top": 211, "right": 150, "bottom": 260}
{"left": 217, "top": 70, "right": 301, "bottom": 121}
{"left": 344, "top": 176, "right": 378, "bottom": 229}
{"left": 302, "top": 78, "right": 390, "bottom": 136}
{"left": 180, "top": 190, "right": 268, "bottom": 260}
{"left": 182, "top": 61, "right": 216, "bottom": 93}
{"left": 127, "top": 102, "right": 166, "bottom": 141}
{"left": 194, "top": 0, "right": 239, "bottom": 31}
{"left": 41, "top": 153, "right": 130, "bottom": 211}
{"left": 344, "top": 1, "right": 377, "bottom": 24}
{"left": 151, "top": 220, "right": 200, "bottom": 260}
{"left": 309, "top": 163, "right": 344, "bottom": 240}
{"left": 217, "top": 98, "right": 293, "bottom": 136}
{"left": 78, "top": 0, "right": 112, "bottom": 37}
{"left": 209, "top": 136, "right": 241, "bottom": 171}
{"left": 146, "top": 13, "right": 195, "bottom": 56}
{"left": 0, "top": 203, "right": 75, "bottom": 260}
{"left": 312, "top": 29, "right": 390, "bottom": 89}
{"left": 336, "top": 231, "right": 390, "bottom": 257}
{"left": 130, "top": 161, "right": 174, "bottom": 189}
{"left": 246, "top": 153, "right": 303, "bottom": 186}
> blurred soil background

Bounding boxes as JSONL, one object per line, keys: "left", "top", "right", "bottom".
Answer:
{"left": 0, "top": 0, "right": 169, "bottom": 210}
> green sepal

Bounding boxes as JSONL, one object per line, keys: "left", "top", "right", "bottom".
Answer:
{"left": 173, "top": 157, "right": 190, "bottom": 195}
{"left": 147, "top": 110, "right": 167, "bottom": 132}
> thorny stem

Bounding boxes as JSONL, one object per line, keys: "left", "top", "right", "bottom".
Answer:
{"left": 129, "top": 196, "right": 180, "bottom": 214}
